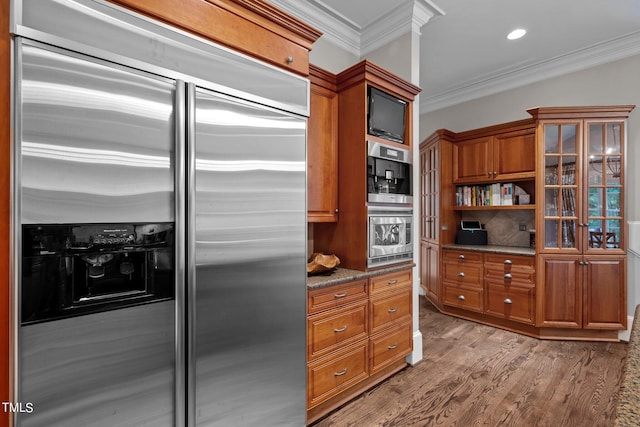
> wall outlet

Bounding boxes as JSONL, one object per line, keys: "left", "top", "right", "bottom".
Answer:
{"left": 519, "top": 224, "right": 527, "bottom": 231}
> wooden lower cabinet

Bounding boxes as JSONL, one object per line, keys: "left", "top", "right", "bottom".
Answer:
{"left": 307, "top": 342, "right": 369, "bottom": 410}
{"left": 484, "top": 253, "right": 536, "bottom": 325}
{"left": 442, "top": 249, "right": 484, "bottom": 313}
{"left": 537, "top": 254, "right": 627, "bottom": 330}
{"left": 443, "top": 283, "right": 483, "bottom": 313}
{"left": 420, "top": 241, "right": 440, "bottom": 303}
{"left": 370, "top": 322, "right": 412, "bottom": 374}
{"left": 307, "top": 300, "right": 368, "bottom": 361}
{"left": 485, "top": 283, "right": 535, "bottom": 324}
{"left": 307, "top": 268, "right": 413, "bottom": 424}
{"left": 440, "top": 248, "right": 537, "bottom": 326}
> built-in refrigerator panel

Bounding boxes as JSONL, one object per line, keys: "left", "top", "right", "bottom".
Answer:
{"left": 15, "top": 40, "right": 179, "bottom": 426}
{"left": 12, "top": 2, "right": 309, "bottom": 426}
{"left": 18, "top": 41, "right": 175, "bottom": 224}
{"left": 189, "top": 85, "right": 307, "bottom": 427}
{"left": 16, "top": 0, "right": 309, "bottom": 117}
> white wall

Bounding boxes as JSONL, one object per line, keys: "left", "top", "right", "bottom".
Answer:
{"left": 420, "top": 53, "right": 640, "bottom": 316}
{"left": 363, "top": 32, "right": 414, "bottom": 83}
{"left": 309, "top": 36, "right": 358, "bottom": 74}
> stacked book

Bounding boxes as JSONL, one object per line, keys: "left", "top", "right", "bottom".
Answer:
{"left": 455, "top": 183, "right": 513, "bottom": 207}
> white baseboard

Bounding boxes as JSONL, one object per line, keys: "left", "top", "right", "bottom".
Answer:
{"left": 406, "top": 329, "right": 423, "bottom": 365}
{"left": 619, "top": 315, "right": 635, "bottom": 342}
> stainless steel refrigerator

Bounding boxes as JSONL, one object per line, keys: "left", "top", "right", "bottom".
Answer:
{"left": 12, "top": 1, "right": 308, "bottom": 426}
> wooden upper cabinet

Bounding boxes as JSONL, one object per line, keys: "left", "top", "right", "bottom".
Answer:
{"left": 107, "top": 0, "right": 322, "bottom": 76}
{"left": 453, "top": 128, "right": 535, "bottom": 184}
{"left": 308, "top": 65, "right": 338, "bottom": 222}
{"left": 493, "top": 129, "right": 536, "bottom": 180}
{"left": 453, "top": 136, "right": 493, "bottom": 183}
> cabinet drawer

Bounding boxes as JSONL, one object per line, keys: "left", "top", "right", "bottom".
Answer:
{"left": 443, "top": 260, "right": 483, "bottom": 287}
{"left": 307, "top": 279, "right": 368, "bottom": 315}
{"left": 484, "top": 266, "right": 535, "bottom": 285}
{"left": 443, "top": 250, "right": 483, "bottom": 263}
{"left": 369, "top": 269, "right": 412, "bottom": 295}
{"left": 370, "top": 289, "right": 412, "bottom": 335}
{"left": 307, "top": 342, "right": 369, "bottom": 409}
{"left": 307, "top": 301, "right": 368, "bottom": 361}
{"left": 370, "top": 322, "right": 412, "bottom": 374}
{"left": 485, "top": 282, "right": 535, "bottom": 324}
{"left": 484, "top": 253, "right": 535, "bottom": 269}
{"left": 443, "top": 283, "right": 483, "bottom": 312}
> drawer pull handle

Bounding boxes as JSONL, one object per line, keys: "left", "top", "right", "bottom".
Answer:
{"left": 504, "top": 298, "right": 513, "bottom": 304}
{"left": 458, "top": 295, "right": 465, "bottom": 301}
{"left": 334, "top": 325, "right": 348, "bottom": 333}
{"left": 458, "top": 272, "right": 465, "bottom": 277}
{"left": 458, "top": 254, "right": 465, "bottom": 259}
{"left": 334, "top": 368, "right": 348, "bottom": 377}
{"left": 387, "top": 307, "right": 399, "bottom": 313}
{"left": 388, "top": 343, "right": 399, "bottom": 350}
{"left": 387, "top": 279, "right": 398, "bottom": 285}
{"left": 504, "top": 259, "right": 512, "bottom": 264}
{"left": 334, "top": 291, "right": 348, "bottom": 299}
{"left": 504, "top": 273, "right": 513, "bottom": 279}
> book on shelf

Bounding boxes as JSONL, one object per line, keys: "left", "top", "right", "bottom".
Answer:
{"left": 502, "top": 183, "right": 513, "bottom": 206}
{"left": 455, "top": 182, "right": 520, "bottom": 207}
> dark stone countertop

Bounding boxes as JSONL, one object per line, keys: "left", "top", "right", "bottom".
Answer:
{"left": 307, "top": 263, "right": 415, "bottom": 290}
{"left": 441, "top": 244, "right": 535, "bottom": 257}
{"left": 615, "top": 305, "right": 640, "bottom": 426}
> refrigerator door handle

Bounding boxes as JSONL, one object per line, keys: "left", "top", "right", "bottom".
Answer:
{"left": 175, "top": 80, "right": 187, "bottom": 427}
{"left": 185, "top": 82, "right": 197, "bottom": 427}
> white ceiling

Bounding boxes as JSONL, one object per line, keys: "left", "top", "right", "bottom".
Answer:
{"left": 271, "top": 0, "right": 640, "bottom": 113}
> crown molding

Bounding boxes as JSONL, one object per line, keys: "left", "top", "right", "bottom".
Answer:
{"left": 269, "top": 0, "right": 361, "bottom": 55}
{"left": 270, "top": 0, "right": 442, "bottom": 57}
{"left": 420, "top": 30, "right": 640, "bottom": 114}
{"left": 360, "top": 0, "right": 443, "bottom": 56}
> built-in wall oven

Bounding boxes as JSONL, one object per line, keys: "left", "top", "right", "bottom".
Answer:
{"left": 368, "top": 207, "right": 413, "bottom": 267}
{"left": 367, "top": 140, "right": 412, "bottom": 204}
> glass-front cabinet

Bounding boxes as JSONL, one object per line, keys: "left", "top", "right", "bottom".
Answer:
{"left": 585, "top": 122, "right": 624, "bottom": 252}
{"left": 542, "top": 122, "right": 581, "bottom": 251}
{"left": 532, "top": 106, "right": 633, "bottom": 331}
{"left": 541, "top": 120, "right": 625, "bottom": 253}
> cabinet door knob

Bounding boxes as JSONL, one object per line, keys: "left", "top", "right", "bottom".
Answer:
{"left": 503, "top": 259, "right": 512, "bottom": 264}
{"left": 335, "top": 208, "right": 339, "bottom": 213}
{"left": 458, "top": 254, "right": 465, "bottom": 259}
{"left": 504, "top": 298, "right": 513, "bottom": 304}
{"left": 334, "top": 325, "right": 348, "bottom": 333}
{"left": 286, "top": 56, "right": 294, "bottom": 64}
{"left": 504, "top": 273, "right": 513, "bottom": 279}
{"left": 458, "top": 272, "right": 465, "bottom": 277}
{"left": 458, "top": 295, "right": 465, "bottom": 300}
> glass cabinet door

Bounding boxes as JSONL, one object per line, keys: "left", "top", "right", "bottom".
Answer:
{"left": 420, "top": 142, "right": 439, "bottom": 242}
{"left": 542, "top": 123, "right": 580, "bottom": 250}
{"left": 585, "top": 121, "right": 624, "bottom": 251}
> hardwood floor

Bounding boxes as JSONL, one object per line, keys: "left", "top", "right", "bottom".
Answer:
{"left": 311, "top": 298, "right": 628, "bottom": 427}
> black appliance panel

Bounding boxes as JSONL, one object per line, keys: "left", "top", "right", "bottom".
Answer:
{"left": 21, "top": 223, "right": 174, "bottom": 324}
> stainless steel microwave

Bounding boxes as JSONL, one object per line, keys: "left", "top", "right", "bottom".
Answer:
{"left": 368, "top": 207, "right": 413, "bottom": 267}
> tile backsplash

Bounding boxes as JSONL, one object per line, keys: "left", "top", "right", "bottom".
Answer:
{"left": 460, "top": 210, "right": 535, "bottom": 247}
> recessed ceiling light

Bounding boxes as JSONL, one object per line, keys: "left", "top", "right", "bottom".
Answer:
{"left": 507, "top": 28, "right": 527, "bottom": 40}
